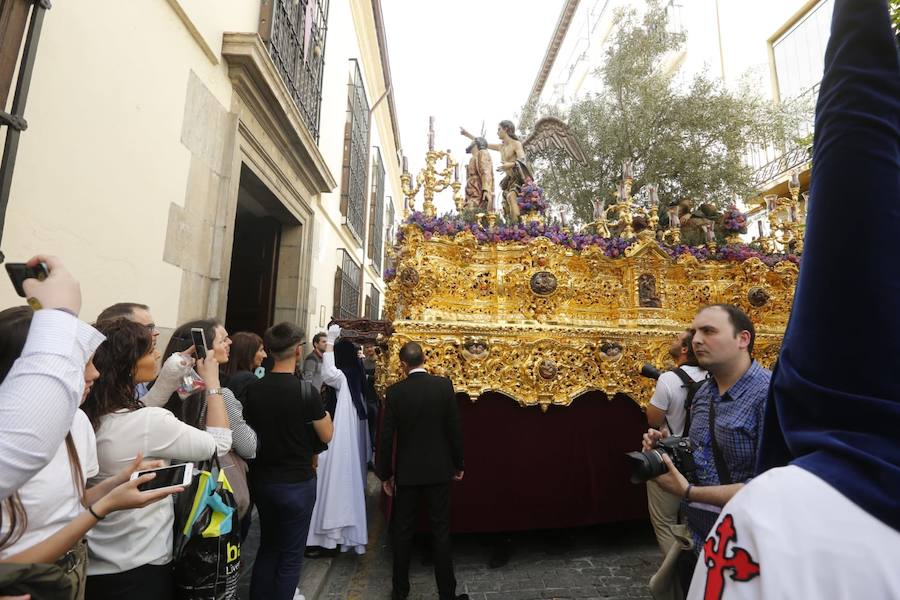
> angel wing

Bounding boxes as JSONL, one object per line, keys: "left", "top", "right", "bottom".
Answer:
{"left": 522, "top": 117, "right": 588, "bottom": 166}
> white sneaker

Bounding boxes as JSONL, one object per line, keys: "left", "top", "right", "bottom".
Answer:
{"left": 293, "top": 591, "right": 305, "bottom": 600}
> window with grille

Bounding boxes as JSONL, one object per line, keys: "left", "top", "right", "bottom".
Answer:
{"left": 333, "top": 249, "right": 361, "bottom": 320}
{"left": 260, "top": 0, "right": 329, "bottom": 141}
{"left": 365, "top": 284, "right": 381, "bottom": 320}
{"left": 384, "top": 197, "right": 395, "bottom": 260}
{"left": 367, "top": 148, "right": 385, "bottom": 272}
{"left": 340, "top": 60, "right": 369, "bottom": 243}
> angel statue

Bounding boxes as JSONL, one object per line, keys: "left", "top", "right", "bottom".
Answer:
{"left": 461, "top": 117, "right": 586, "bottom": 223}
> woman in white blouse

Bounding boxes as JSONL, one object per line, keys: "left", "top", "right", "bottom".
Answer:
{"left": 0, "top": 307, "right": 181, "bottom": 600}
{"left": 81, "top": 319, "right": 231, "bottom": 600}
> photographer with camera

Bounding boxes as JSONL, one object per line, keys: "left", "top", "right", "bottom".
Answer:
{"left": 685, "top": 1, "right": 900, "bottom": 596}
{"left": 640, "top": 305, "right": 770, "bottom": 552}
{"left": 642, "top": 330, "right": 706, "bottom": 555}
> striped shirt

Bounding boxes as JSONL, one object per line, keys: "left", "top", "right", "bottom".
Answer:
{"left": 0, "top": 309, "right": 105, "bottom": 500}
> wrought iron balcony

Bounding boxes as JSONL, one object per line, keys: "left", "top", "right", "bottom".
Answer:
{"left": 259, "top": 0, "right": 329, "bottom": 142}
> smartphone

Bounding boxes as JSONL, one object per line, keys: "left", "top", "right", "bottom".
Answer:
{"left": 130, "top": 462, "right": 193, "bottom": 491}
{"left": 5, "top": 262, "right": 49, "bottom": 297}
{"left": 190, "top": 328, "right": 208, "bottom": 360}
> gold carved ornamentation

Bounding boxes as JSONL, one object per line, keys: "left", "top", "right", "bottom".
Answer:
{"left": 382, "top": 227, "right": 795, "bottom": 409}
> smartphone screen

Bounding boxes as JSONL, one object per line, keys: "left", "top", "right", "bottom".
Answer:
{"left": 190, "top": 328, "right": 207, "bottom": 360}
{"left": 136, "top": 463, "right": 188, "bottom": 491}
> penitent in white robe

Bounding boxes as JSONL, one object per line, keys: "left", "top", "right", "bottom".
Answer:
{"left": 306, "top": 351, "right": 370, "bottom": 554}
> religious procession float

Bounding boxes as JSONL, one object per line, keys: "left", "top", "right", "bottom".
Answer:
{"left": 362, "top": 118, "right": 805, "bottom": 533}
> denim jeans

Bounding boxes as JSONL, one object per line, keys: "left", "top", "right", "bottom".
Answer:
{"left": 249, "top": 478, "right": 317, "bottom": 600}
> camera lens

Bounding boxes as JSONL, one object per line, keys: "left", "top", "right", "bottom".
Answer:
{"left": 640, "top": 363, "right": 662, "bottom": 380}
{"left": 625, "top": 450, "right": 668, "bottom": 484}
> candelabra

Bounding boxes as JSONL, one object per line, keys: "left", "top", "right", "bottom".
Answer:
{"left": 663, "top": 205, "right": 682, "bottom": 244}
{"left": 401, "top": 150, "right": 462, "bottom": 219}
{"left": 605, "top": 176, "right": 635, "bottom": 238}
{"left": 760, "top": 190, "right": 805, "bottom": 254}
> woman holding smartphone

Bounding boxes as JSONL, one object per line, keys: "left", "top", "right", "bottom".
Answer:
{"left": 81, "top": 320, "right": 231, "bottom": 600}
{"left": 161, "top": 320, "right": 258, "bottom": 461}
{"left": 0, "top": 307, "right": 182, "bottom": 600}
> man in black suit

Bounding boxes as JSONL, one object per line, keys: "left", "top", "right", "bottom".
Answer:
{"left": 377, "top": 342, "right": 467, "bottom": 600}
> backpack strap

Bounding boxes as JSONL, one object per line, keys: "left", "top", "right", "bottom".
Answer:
{"left": 707, "top": 393, "right": 733, "bottom": 485}
{"left": 671, "top": 367, "right": 704, "bottom": 435}
{"left": 670, "top": 366, "right": 695, "bottom": 387}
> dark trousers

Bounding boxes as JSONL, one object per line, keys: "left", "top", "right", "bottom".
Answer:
{"left": 249, "top": 478, "right": 317, "bottom": 600}
{"left": 391, "top": 482, "right": 456, "bottom": 600}
{"left": 367, "top": 401, "right": 379, "bottom": 450}
{"left": 85, "top": 562, "right": 174, "bottom": 600}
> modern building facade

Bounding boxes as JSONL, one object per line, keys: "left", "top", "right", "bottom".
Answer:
{"left": 524, "top": 0, "right": 832, "bottom": 222}
{"left": 0, "top": 0, "right": 402, "bottom": 340}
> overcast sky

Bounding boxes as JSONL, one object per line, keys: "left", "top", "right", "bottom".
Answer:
{"left": 381, "top": 0, "right": 563, "bottom": 213}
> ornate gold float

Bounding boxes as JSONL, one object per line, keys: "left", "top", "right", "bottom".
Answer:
{"left": 382, "top": 144, "right": 799, "bottom": 411}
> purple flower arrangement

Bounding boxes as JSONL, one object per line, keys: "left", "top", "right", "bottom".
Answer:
{"left": 393, "top": 212, "right": 798, "bottom": 266}
{"left": 516, "top": 179, "right": 548, "bottom": 214}
{"left": 722, "top": 205, "right": 749, "bottom": 234}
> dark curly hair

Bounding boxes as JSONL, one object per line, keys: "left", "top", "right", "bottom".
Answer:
{"left": 82, "top": 319, "right": 153, "bottom": 430}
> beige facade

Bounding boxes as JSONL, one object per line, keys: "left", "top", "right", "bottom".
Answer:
{"left": 0, "top": 0, "right": 402, "bottom": 341}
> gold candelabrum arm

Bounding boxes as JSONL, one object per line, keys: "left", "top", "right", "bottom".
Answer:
{"left": 400, "top": 171, "right": 422, "bottom": 218}
{"left": 403, "top": 150, "right": 461, "bottom": 219}
{"left": 761, "top": 194, "right": 805, "bottom": 254}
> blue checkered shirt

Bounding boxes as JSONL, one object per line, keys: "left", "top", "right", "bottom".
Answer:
{"left": 685, "top": 360, "right": 771, "bottom": 545}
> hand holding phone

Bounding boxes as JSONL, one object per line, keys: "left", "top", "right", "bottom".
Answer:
{"left": 190, "top": 328, "right": 208, "bottom": 360}
{"left": 129, "top": 462, "right": 194, "bottom": 491}
{"left": 5, "top": 262, "right": 48, "bottom": 297}
{"left": 89, "top": 453, "right": 186, "bottom": 519}
{"left": 4, "top": 255, "right": 81, "bottom": 314}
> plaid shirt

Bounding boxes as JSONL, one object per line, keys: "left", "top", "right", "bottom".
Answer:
{"left": 685, "top": 360, "right": 771, "bottom": 545}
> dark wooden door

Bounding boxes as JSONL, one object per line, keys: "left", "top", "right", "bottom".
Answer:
{"left": 225, "top": 214, "right": 281, "bottom": 336}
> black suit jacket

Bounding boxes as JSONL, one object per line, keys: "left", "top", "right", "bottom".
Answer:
{"left": 377, "top": 371, "right": 464, "bottom": 486}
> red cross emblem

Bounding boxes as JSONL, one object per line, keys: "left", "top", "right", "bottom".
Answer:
{"left": 702, "top": 514, "right": 760, "bottom": 600}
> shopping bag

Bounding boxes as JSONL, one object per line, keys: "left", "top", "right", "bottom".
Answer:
{"left": 173, "top": 454, "right": 241, "bottom": 600}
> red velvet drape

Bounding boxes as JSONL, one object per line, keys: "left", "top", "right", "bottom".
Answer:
{"left": 447, "top": 391, "right": 649, "bottom": 532}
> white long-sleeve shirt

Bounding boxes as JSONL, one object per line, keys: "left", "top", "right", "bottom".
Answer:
{"left": 86, "top": 407, "right": 231, "bottom": 575}
{"left": 143, "top": 354, "right": 257, "bottom": 459}
{"left": 0, "top": 309, "right": 104, "bottom": 500}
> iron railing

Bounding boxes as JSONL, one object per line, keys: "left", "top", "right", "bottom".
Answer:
{"left": 340, "top": 59, "right": 369, "bottom": 242}
{"left": 333, "top": 249, "right": 361, "bottom": 320}
{"left": 365, "top": 284, "right": 381, "bottom": 320}
{"left": 368, "top": 148, "right": 385, "bottom": 272}
{"left": 260, "top": 0, "right": 329, "bottom": 142}
{"left": 0, "top": 0, "right": 50, "bottom": 261}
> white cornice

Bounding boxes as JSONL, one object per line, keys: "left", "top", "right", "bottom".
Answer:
{"left": 524, "top": 0, "right": 582, "bottom": 112}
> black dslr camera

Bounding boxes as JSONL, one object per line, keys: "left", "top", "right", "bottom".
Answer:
{"left": 626, "top": 436, "right": 696, "bottom": 484}
{"left": 639, "top": 363, "right": 662, "bottom": 380}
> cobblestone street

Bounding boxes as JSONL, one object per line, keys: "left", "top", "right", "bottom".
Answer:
{"left": 239, "top": 475, "right": 660, "bottom": 600}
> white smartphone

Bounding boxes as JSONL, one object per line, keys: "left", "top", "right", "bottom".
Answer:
{"left": 130, "top": 462, "right": 194, "bottom": 491}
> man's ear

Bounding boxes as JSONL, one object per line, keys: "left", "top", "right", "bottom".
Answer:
{"left": 737, "top": 330, "right": 752, "bottom": 351}
{"left": 295, "top": 344, "right": 303, "bottom": 359}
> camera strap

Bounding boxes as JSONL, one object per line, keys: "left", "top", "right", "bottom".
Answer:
{"left": 707, "top": 394, "right": 733, "bottom": 485}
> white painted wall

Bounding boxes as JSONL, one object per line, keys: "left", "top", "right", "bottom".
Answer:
{"left": 1, "top": 0, "right": 402, "bottom": 337}
{"left": 0, "top": 0, "right": 259, "bottom": 326}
